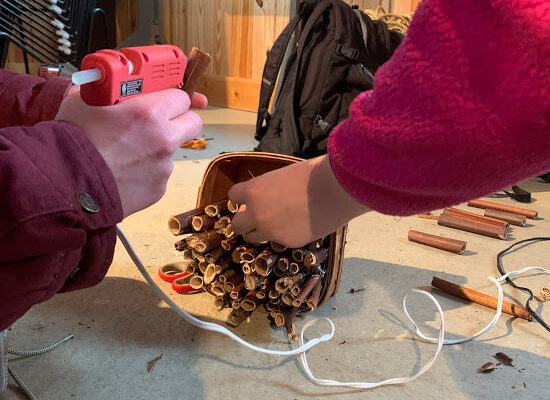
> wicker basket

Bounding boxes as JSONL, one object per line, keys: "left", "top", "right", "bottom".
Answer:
{"left": 195, "top": 151, "right": 347, "bottom": 309}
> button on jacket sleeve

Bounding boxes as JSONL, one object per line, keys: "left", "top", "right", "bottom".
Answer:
{"left": 0, "top": 70, "right": 123, "bottom": 331}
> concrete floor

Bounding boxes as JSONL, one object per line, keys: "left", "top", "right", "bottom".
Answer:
{"left": 2, "top": 106, "right": 550, "bottom": 400}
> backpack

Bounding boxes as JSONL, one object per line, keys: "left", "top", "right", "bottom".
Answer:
{"left": 254, "top": 0, "right": 404, "bottom": 158}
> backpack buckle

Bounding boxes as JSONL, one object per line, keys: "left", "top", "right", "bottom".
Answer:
{"left": 335, "top": 43, "right": 359, "bottom": 60}
{"left": 313, "top": 115, "right": 333, "bottom": 136}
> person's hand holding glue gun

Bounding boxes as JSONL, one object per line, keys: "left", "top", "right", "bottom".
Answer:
{"left": 56, "top": 45, "right": 208, "bottom": 217}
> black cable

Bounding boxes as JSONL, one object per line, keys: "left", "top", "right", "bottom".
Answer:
{"left": 496, "top": 237, "right": 550, "bottom": 332}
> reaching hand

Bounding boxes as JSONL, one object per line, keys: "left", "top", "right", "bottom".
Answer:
{"left": 229, "top": 155, "right": 368, "bottom": 248}
{"left": 55, "top": 88, "right": 207, "bottom": 217}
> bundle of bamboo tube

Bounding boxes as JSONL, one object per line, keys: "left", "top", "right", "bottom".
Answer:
{"left": 167, "top": 199, "right": 328, "bottom": 340}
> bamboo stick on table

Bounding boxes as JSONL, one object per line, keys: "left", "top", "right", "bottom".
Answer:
{"left": 408, "top": 230, "right": 467, "bottom": 254}
{"left": 437, "top": 213, "right": 507, "bottom": 239}
{"left": 468, "top": 199, "right": 538, "bottom": 219}
{"left": 431, "top": 276, "right": 533, "bottom": 321}
{"left": 443, "top": 207, "right": 508, "bottom": 228}
{"left": 483, "top": 209, "right": 527, "bottom": 227}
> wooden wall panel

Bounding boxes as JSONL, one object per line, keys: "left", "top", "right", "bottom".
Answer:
{"left": 3, "top": 0, "right": 420, "bottom": 109}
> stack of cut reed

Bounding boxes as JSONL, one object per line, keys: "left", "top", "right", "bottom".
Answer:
{"left": 167, "top": 199, "right": 328, "bottom": 340}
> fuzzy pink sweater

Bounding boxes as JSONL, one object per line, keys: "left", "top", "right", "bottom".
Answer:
{"left": 328, "top": 0, "right": 550, "bottom": 215}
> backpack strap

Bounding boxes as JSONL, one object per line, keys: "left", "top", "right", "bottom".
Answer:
{"left": 288, "top": 0, "right": 334, "bottom": 150}
{"left": 255, "top": 0, "right": 318, "bottom": 137}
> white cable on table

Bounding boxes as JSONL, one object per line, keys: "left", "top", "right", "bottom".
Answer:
{"left": 117, "top": 225, "right": 548, "bottom": 389}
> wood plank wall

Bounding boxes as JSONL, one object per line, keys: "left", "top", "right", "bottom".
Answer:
{"left": 4, "top": 0, "right": 420, "bottom": 110}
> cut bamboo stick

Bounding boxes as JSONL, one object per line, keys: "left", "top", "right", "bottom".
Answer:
{"left": 231, "top": 246, "right": 246, "bottom": 263}
{"left": 198, "top": 261, "right": 208, "bottom": 274}
{"left": 205, "top": 247, "right": 223, "bottom": 264}
{"left": 292, "top": 275, "right": 320, "bottom": 307}
{"left": 168, "top": 208, "right": 204, "bottom": 235}
{"left": 240, "top": 248, "right": 257, "bottom": 263}
{"left": 304, "top": 248, "right": 328, "bottom": 267}
{"left": 443, "top": 208, "right": 508, "bottom": 229}
{"left": 226, "top": 309, "right": 252, "bottom": 327}
{"left": 205, "top": 199, "right": 229, "bottom": 217}
{"left": 193, "top": 231, "right": 222, "bottom": 253}
{"left": 227, "top": 200, "right": 239, "bottom": 213}
{"left": 203, "top": 264, "right": 217, "bottom": 284}
{"left": 221, "top": 237, "right": 238, "bottom": 251}
{"left": 229, "top": 282, "right": 245, "bottom": 299}
{"left": 174, "top": 239, "right": 189, "bottom": 251}
{"left": 408, "top": 230, "right": 467, "bottom": 254}
{"left": 431, "top": 276, "right": 532, "bottom": 321}
{"left": 223, "top": 273, "right": 243, "bottom": 292}
{"left": 281, "top": 292, "right": 294, "bottom": 306}
{"left": 484, "top": 209, "right": 526, "bottom": 227}
{"left": 277, "top": 257, "right": 289, "bottom": 271}
{"left": 214, "top": 254, "right": 231, "bottom": 274}
{"left": 189, "top": 275, "right": 204, "bottom": 290}
{"left": 210, "top": 281, "right": 226, "bottom": 297}
{"left": 306, "top": 279, "right": 322, "bottom": 309}
{"left": 241, "top": 292, "right": 260, "bottom": 311}
{"left": 219, "top": 269, "right": 236, "bottom": 284}
{"left": 244, "top": 272, "right": 264, "bottom": 291}
{"left": 438, "top": 213, "right": 507, "bottom": 239}
{"left": 214, "top": 216, "right": 232, "bottom": 230}
{"left": 468, "top": 199, "right": 538, "bottom": 219}
{"left": 291, "top": 249, "right": 305, "bottom": 262}
{"left": 192, "top": 214, "right": 217, "bottom": 231}
{"left": 182, "top": 47, "right": 211, "bottom": 97}
{"left": 242, "top": 263, "right": 254, "bottom": 275}
{"left": 214, "top": 296, "right": 229, "bottom": 311}
{"left": 289, "top": 262, "right": 301, "bottom": 275}
{"left": 255, "top": 248, "right": 278, "bottom": 276}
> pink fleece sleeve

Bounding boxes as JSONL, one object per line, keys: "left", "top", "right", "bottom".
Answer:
{"left": 327, "top": 0, "right": 550, "bottom": 215}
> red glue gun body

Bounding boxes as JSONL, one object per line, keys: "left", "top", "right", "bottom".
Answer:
{"left": 79, "top": 45, "right": 187, "bottom": 106}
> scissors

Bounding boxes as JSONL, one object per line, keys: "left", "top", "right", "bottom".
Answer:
{"left": 158, "top": 263, "right": 200, "bottom": 294}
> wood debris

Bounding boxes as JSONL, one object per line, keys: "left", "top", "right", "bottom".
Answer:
{"left": 478, "top": 362, "right": 497, "bottom": 373}
{"left": 494, "top": 352, "right": 514, "bottom": 366}
{"left": 181, "top": 137, "right": 207, "bottom": 149}
{"left": 348, "top": 288, "right": 365, "bottom": 294}
{"left": 146, "top": 354, "right": 163, "bottom": 373}
{"left": 539, "top": 287, "right": 550, "bottom": 302}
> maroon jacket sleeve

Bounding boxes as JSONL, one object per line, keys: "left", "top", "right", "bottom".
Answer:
{"left": 0, "top": 69, "right": 73, "bottom": 127}
{"left": 0, "top": 71, "right": 123, "bottom": 331}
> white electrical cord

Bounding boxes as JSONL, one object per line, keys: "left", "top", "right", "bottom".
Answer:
{"left": 116, "top": 225, "right": 548, "bottom": 389}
